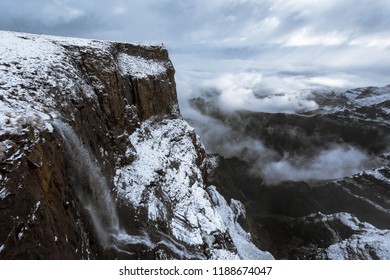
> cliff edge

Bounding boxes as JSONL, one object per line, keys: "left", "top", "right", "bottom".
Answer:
{"left": 0, "top": 31, "right": 272, "bottom": 259}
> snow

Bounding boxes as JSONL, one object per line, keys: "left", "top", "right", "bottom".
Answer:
{"left": 322, "top": 212, "right": 390, "bottom": 259}
{"left": 115, "top": 118, "right": 226, "bottom": 245}
{"left": 115, "top": 118, "right": 273, "bottom": 259}
{"left": 17, "top": 229, "right": 24, "bottom": 240}
{"left": 25, "top": 200, "right": 41, "bottom": 226}
{"left": 0, "top": 31, "right": 82, "bottom": 137}
{"left": 117, "top": 53, "right": 167, "bottom": 79}
{"left": 364, "top": 168, "right": 390, "bottom": 183}
{"left": 210, "top": 249, "right": 240, "bottom": 260}
{"left": 318, "top": 85, "right": 390, "bottom": 117}
{"left": 0, "top": 187, "right": 10, "bottom": 200}
{"left": 337, "top": 184, "right": 389, "bottom": 214}
{"left": 0, "top": 30, "right": 169, "bottom": 139}
{"left": 351, "top": 87, "right": 390, "bottom": 107}
{"left": 205, "top": 154, "right": 219, "bottom": 176}
{"left": 208, "top": 186, "right": 274, "bottom": 260}
{"left": 0, "top": 244, "right": 4, "bottom": 253}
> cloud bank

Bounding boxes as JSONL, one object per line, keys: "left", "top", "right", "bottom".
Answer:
{"left": 201, "top": 72, "right": 319, "bottom": 113}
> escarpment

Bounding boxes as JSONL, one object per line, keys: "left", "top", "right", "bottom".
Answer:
{"left": 2, "top": 31, "right": 390, "bottom": 260}
{"left": 0, "top": 31, "right": 272, "bottom": 259}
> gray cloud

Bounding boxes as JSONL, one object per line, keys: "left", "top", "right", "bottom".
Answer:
{"left": 186, "top": 105, "right": 374, "bottom": 185}
{"left": 2, "top": 0, "right": 390, "bottom": 47}
{"left": 1, "top": 1, "right": 389, "bottom": 184}
{"left": 260, "top": 145, "right": 371, "bottom": 185}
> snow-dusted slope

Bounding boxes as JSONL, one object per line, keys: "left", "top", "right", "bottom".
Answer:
{"left": 115, "top": 118, "right": 273, "bottom": 259}
{"left": 314, "top": 85, "right": 390, "bottom": 124}
{"left": 317, "top": 212, "right": 390, "bottom": 260}
{"left": 0, "top": 31, "right": 271, "bottom": 259}
{"left": 0, "top": 30, "right": 173, "bottom": 138}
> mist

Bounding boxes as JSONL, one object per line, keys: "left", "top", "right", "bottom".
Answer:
{"left": 183, "top": 71, "right": 378, "bottom": 185}
{"left": 260, "top": 146, "right": 370, "bottom": 185}
{"left": 189, "top": 109, "right": 373, "bottom": 185}
{"left": 202, "top": 72, "right": 319, "bottom": 113}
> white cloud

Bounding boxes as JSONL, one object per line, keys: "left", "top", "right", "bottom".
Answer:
{"left": 349, "top": 34, "right": 390, "bottom": 48}
{"left": 281, "top": 27, "right": 348, "bottom": 47}
{"left": 201, "top": 72, "right": 319, "bottom": 114}
{"left": 308, "top": 76, "right": 350, "bottom": 88}
{"left": 262, "top": 146, "right": 370, "bottom": 184}
{"left": 112, "top": 5, "right": 126, "bottom": 15}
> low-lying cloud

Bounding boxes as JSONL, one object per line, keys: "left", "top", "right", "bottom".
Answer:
{"left": 188, "top": 108, "right": 372, "bottom": 185}
{"left": 260, "top": 146, "right": 370, "bottom": 185}
{"left": 184, "top": 80, "right": 376, "bottom": 185}
{"left": 202, "top": 72, "right": 319, "bottom": 113}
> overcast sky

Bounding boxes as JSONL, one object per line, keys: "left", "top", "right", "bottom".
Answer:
{"left": 1, "top": 0, "right": 390, "bottom": 111}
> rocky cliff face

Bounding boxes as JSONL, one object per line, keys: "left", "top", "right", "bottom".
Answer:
{"left": 0, "top": 31, "right": 272, "bottom": 259}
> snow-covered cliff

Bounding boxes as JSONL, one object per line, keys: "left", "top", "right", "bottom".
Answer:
{"left": 0, "top": 31, "right": 272, "bottom": 259}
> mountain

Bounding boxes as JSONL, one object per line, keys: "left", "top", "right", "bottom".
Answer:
{"left": 188, "top": 85, "right": 390, "bottom": 259}
{"left": 0, "top": 31, "right": 272, "bottom": 260}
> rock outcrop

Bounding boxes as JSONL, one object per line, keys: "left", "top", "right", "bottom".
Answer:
{"left": 0, "top": 31, "right": 272, "bottom": 259}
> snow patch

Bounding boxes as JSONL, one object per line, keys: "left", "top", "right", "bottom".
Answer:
{"left": 0, "top": 187, "right": 10, "bottom": 200}
{"left": 208, "top": 186, "right": 274, "bottom": 260}
{"left": 0, "top": 31, "right": 92, "bottom": 137}
{"left": 17, "top": 229, "right": 24, "bottom": 240}
{"left": 117, "top": 53, "right": 167, "bottom": 78}
{"left": 364, "top": 168, "right": 390, "bottom": 183}
{"left": 323, "top": 213, "right": 390, "bottom": 259}
{"left": 210, "top": 249, "right": 240, "bottom": 260}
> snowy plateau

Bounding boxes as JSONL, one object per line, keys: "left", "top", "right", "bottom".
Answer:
{"left": 1, "top": 30, "right": 390, "bottom": 260}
